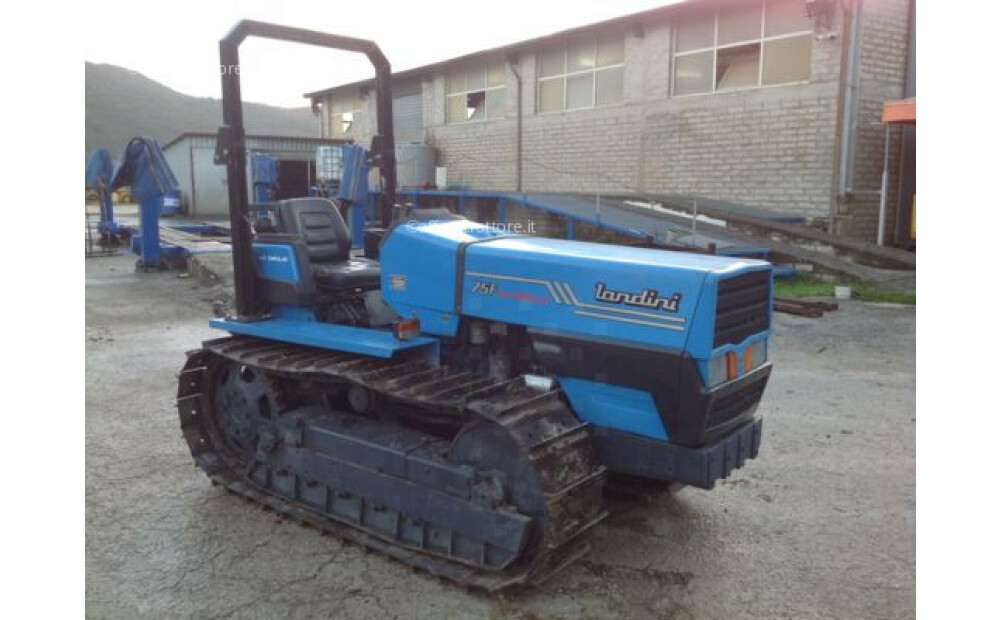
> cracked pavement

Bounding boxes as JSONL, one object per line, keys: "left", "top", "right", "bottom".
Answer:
{"left": 86, "top": 253, "right": 915, "bottom": 618}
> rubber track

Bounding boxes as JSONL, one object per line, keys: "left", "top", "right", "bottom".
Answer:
{"left": 177, "top": 336, "right": 608, "bottom": 590}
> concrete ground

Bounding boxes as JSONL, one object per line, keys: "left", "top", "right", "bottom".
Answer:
{"left": 86, "top": 253, "right": 915, "bottom": 619}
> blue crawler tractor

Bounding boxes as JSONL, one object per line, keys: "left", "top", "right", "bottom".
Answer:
{"left": 178, "top": 21, "right": 773, "bottom": 590}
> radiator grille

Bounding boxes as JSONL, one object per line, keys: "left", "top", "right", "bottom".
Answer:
{"left": 714, "top": 271, "right": 770, "bottom": 348}
{"left": 705, "top": 375, "right": 768, "bottom": 430}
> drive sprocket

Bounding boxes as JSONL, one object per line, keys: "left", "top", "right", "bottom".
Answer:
{"left": 209, "top": 360, "right": 285, "bottom": 464}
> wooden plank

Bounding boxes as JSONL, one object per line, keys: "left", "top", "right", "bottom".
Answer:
{"left": 774, "top": 298, "right": 825, "bottom": 318}
{"left": 607, "top": 192, "right": 916, "bottom": 270}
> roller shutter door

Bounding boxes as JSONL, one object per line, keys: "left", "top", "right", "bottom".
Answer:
{"left": 392, "top": 83, "right": 424, "bottom": 143}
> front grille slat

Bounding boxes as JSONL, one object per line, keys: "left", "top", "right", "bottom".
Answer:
{"left": 706, "top": 380, "right": 767, "bottom": 429}
{"left": 714, "top": 271, "right": 771, "bottom": 347}
{"left": 716, "top": 300, "right": 770, "bottom": 327}
{"left": 715, "top": 320, "right": 769, "bottom": 347}
{"left": 716, "top": 286, "right": 768, "bottom": 310}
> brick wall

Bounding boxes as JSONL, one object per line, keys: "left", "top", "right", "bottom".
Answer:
{"left": 316, "top": 0, "right": 912, "bottom": 241}
{"left": 422, "top": 9, "right": 849, "bottom": 222}
{"left": 642, "top": 82, "right": 840, "bottom": 219}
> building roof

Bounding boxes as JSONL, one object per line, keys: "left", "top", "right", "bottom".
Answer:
{"left": 161, "top": 132, "right": 350, "bottom": 150}
{"left": 303, "top": 1, "right": 695, "bottom": 100}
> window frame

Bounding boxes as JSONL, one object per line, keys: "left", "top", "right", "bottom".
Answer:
{"left": 671, "top": 0, "right": 813, "bottom": 98}
{"left": 537, "top": 34, "right": 625, "bottom": 114}
{"left": 445, "top": 60, "right": 507, "bottom": 124}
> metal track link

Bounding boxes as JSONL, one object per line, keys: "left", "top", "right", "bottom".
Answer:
{"left": 466, "top": 382, "right": 608, "bottom": 557}
{"left": 178, "top": 336, "right": 607, "bottom": 590}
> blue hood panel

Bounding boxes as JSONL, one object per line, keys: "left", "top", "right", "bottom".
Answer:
{"left": 380, "top": 219, "right": 771, "bottom": 356}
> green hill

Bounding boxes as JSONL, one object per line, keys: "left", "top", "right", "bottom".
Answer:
{"left": 85, "top": 62, "right": 316, "bottom": 154}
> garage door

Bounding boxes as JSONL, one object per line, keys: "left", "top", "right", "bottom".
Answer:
{"left": 192, "top": 147, "right": 229, "bottom": 218}
{"left": 393, "top": 83, "right": 424, "bottom": 143}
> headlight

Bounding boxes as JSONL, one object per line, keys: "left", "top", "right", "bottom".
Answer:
{"left": 706, "top": 341, "right": 768, "bottom": 387}
{"left": 746, "top": 340, "right": 768, "bottom": 369}
{"left": 707, "top": 354, "right": 729, "bottom": 388}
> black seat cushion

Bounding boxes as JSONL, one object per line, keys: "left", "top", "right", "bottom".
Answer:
{"left": 277, "top": 198, "right": 351, "bottom": 262}
{"left": 312, "top": 258, "right": 381, "bottom": 291}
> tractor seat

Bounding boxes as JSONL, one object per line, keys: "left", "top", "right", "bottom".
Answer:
{"left": 275, "top": 198, "right": 381, "bottom": 291}
{"left": 311, "top": 259, "right": 381, "bottom": 290}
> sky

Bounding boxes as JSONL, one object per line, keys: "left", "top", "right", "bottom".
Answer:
{"left": 83, "top": 0, "right": 679, "bottom": 108}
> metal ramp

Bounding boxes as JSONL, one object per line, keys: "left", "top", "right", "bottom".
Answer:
{"left": 380, "top": 188, "right": 777, "bottom": 260}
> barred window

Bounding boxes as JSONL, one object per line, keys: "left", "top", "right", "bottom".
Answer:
{"left": 538, "top": 34, "right": 624, "bottom": 113}
{"left": 673, "top": 0, "right": 812, "bottom": 97}
{"left": 446, "top": 60, "right": 506, "bottom": 123}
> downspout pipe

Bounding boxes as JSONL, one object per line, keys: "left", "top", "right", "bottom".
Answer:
{"left": 877, "top": 123, "right": 889, "bottom": 245}
{"left": 508, "top": 54, "right": 523, "bottom": 193}
{"left": 838, "top": 0, "right": 863, "bottom": 197}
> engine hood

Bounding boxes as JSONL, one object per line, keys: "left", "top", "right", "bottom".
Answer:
{"left": 380, "top": 219, "right": 771, "bottom": 356}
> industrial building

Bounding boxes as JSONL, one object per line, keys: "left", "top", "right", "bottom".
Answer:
{"left": 162, "top": 133, "right": 347, "bottom": 218}
{"left": 306, "top": 0, "right": 915, "bottom": 245}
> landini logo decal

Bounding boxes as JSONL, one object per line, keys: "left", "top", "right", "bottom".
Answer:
{"left": 594, "top": 282, "right": 682, "bottom": 313}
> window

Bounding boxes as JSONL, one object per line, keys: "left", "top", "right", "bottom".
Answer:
{"left": 672, "top": 0, "right": 812, "bottom": 96}
{"left": 335, "top": 111, "right": 356, "bottom": 134}
{"left": 446, "top": 60, "right": 506, "bottom": 123}
{"left": 328, "top": 98, "right": 364, "bottom": 136}
{"left": 538, "top": 34, "right": 624, "bottom": 113}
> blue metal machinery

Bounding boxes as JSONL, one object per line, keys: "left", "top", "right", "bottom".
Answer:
{"left": 250, "top": 152, "right": 279, "bottom": 204}
{"left": 161, "top": 189, "right": 183, "bottom": 216}
{"left": 109, "top": 137, "right": 179, "bottom": 270}
{"left": 84, "top": 149, "right": 126, "bottom": 241}
{"left": 176, "top": 21, "right": 774, "bottom": 590}
{"left": 306, "top": 144, "right": 369, "bottom": 246}
{"left": 337, "top": 143, "right": 371, "bottom": 247}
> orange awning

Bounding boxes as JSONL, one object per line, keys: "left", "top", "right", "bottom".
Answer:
{"left": 882, "top": 98, "right": 915, "bottom": 125}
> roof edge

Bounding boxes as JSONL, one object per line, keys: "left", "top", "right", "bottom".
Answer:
{"left": 162, "top": 132, "right": 352, "bottom": 150}
{"left": 303, "top": 1, "right": 694, "bottom": 100}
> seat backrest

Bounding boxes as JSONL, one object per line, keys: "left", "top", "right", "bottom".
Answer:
{"left": 276, "top": 198, "right": 351, "bottom": 263}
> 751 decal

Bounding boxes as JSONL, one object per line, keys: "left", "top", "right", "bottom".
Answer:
{"left": 471, "top": 281, "right": 497, "bottom": 296}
